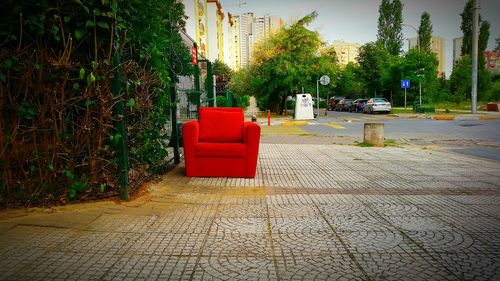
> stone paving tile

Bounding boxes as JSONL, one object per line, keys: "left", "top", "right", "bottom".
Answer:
{"left": 102, "top": 255, "right": 196, "bottom": 281}
{"left": 443, "top": 216, "right": 500, "bottom": 233}
{"left": 128, "top": 232, "right": 206, "bottom": 256}
{"left": 269, "top": 217, "right": 332, "bottom": 235}
{"left": 1, "top": 143, "right": 500, "bottom": 280}
{"left": 418, "top": 203, "right": 491, "bottom": 217}
{"left": 352, "top": 252, "right": 457, "bottom": 280}
{"left": 272, "top": 231, "right": 347, "bottom": 257}
{"left": 59, "top": 231, "right": 141, "bottom": 255}
{"left": 9, "top": 251, "right": 118, "bottom": 281}
{"left": 430, "top": 251, "right": 500, "bottom": 281}
{"left": 275, "top": 255, "right": 365, "bottom": 280}
{"left": 193, "top": 256, "right": 278, "bottom": 281}
{"left": 404, "top": 229, "right": 480, "bottom": 253}
{"left": 216, "top": 204, "right": 267, "bottom": 218}
{"left": 201, "top": 232, "right": 273, "bottom": 257}
{"left": 210, "top": 217, "right": 268, "bottom": 234}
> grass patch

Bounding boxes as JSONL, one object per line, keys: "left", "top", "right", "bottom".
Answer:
{"left": 356, "top": 142, "right": 374, "bottom": 147}
{"left": 383, "top": 139, "right": 405, "bottom": 147}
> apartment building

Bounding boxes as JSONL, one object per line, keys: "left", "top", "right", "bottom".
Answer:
{"left": 408, "top": 36, "right": 445, "bottom": 77}
{"left": 329, "top": 40, "right": 361, "bottom": 66}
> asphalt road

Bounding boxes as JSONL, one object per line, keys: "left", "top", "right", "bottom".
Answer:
{"left": 304, "top": 110, "right": 500, "bottom": 162}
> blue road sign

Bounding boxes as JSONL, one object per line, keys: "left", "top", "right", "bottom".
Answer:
{"left": 401, "top": 80, "right": 410, "bottom": 89}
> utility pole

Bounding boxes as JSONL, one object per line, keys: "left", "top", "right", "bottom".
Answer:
{"left": 471, "top": 0, "right": 479, "bottom": 114}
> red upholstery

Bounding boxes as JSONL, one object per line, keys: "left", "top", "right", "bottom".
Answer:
{"left": 195, "top": 143, "right": 246, "bottom": 157}
{"left": 183, "top": 107, "right": 261, "bottom": 178}
{"left": 199, "top": 109, "right": 243, "bottom": 143}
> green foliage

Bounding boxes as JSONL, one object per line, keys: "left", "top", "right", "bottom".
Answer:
{"left": 449, "top": 55, "right": 491, "bottom": 103}
{"left": 377, "top": 0, "right": 404, "bottom": 56}
{"left": 479, "top": 21, "right": 490, "bottom": 55}
{"left": 216, "top": 95, "right": 228, "bottom": 107}
{"left": 460, "top": 0, "right": 489, "bottom": 59}
{"left": 485, "top": 80, "right": 500, "bottom": 101}
{"left": 229, "top": 67, "right": 259, "bottom": 97}
{"left": 0, "top": 0, "right": 191, "bottom": 205}
{"left": 236, "top": 95, "right": 250, "bottom": 110}
{"left": 213, "top": 60, "right": 234, "bottom": 80}
{"left": 64, "top": 169, "right": 88, "bottom": 200}
{"left": 418, "top": 12, "right": 433, "bottom": 53}
{"left": 357, "top": 42, "right": 389, "bottom": 97}
{"left": 401, "top": 48, "right": 439, "bottom": 104}
{"left": 460, "top": 0, "right": 474, "bottom": 56}
{"left": 335, "top": 63, "right": 362, "bottom": 98}
{"left": 235, "top": 11, "right": 339, "bottom": 114}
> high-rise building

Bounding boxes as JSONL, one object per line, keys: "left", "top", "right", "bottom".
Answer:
{"left": 329, "top": 40, "right": 361, "bottom": 67}
{"left": 408, "top": 36, "right": 445, "bottom": 77}
{"left": 226, "top": 13, "right": 283, "bottom": 69}
{"left": 453, "top": 37, "right": 463, "bottom": 68}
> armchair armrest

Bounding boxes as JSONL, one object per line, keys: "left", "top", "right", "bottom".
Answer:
{"left": 182, "top": 121, "right": 199, "bottom": 176}
{"left": 244, "top": 122, "right": 261, "bottom": 145}
{"left": 243, "top": 122, "right": 261, "bottom": 177}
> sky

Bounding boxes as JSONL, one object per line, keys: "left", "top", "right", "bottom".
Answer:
{"left": 187, "top": 0, "right": 500, "bottom": 77}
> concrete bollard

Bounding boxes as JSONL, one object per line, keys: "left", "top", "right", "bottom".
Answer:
{"left": 364, "top": 123, "right": 384, "bottom": 147}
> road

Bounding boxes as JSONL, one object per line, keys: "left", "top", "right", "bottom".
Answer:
{"left": 301, "top": 110, "right": 500, "bottom": 161}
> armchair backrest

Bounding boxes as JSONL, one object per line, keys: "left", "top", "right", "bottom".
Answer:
{"left": 198, "top": 107, "right": 244, "bottom": 143}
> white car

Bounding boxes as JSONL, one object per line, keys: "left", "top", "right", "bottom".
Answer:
{"left": 364, "top": 98, "right": 391, "bottom": 114}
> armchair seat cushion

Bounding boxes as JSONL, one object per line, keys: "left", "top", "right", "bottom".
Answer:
{"left": 196, "top": 143, "right": 246, "bottom": 157}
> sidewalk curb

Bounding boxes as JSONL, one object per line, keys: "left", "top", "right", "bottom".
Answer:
{"left": 432, "top": 115, "right": 500, "bottom": 121}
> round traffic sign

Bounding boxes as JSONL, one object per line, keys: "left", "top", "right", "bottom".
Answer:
{"left": 320, "top": 75, "right": 330, "bottom": 85}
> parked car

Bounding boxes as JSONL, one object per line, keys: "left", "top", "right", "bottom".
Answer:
{"left": 335, "top": 98, "right": 353, "bottom": 111}
{"left": 349, "top": 99, "right": 368, "bottom": 112}
{"left": 328, "top": 96, "right": 344, "bottom": 110}
{"left": 364, "top": 98, "right": 392, "bottom": 114}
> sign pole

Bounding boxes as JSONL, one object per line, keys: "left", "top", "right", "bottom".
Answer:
{"left": 316, "top": 79, "right": 319, "bottom": 118}
{"left": 404, "top": 88, "right": 407, "bottom": 114}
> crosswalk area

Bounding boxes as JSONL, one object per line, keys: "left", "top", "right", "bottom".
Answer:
{"left": 260, "top": 125, "right": 309, "bottom": 135}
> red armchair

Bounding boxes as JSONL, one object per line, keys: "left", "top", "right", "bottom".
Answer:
{"left": 182, "top": 107, "right": 261, "bottom": 178}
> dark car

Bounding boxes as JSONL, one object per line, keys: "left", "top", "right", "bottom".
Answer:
{"left": 335, "top": 98, "right": 353, "bottom": 111}
{"left": 328, "top": 96, "right": 344, "bottom": 110}
{"left": 349, "top": 99, "right": 368, "bottom": 112}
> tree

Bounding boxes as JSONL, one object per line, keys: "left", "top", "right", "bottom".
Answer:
{"left": 418, "top": 12, "right": 433, "bottom": 53}
{"left": 377, "top": 0, "right": 404, "bottom": 56}
{"left": 357, "top": 42, "right": 389, "bottom": 97}
{"left": 460, "top": 0, "right": 489, "bottom": 57}
{"left": 450, "top": 55, "right": 491, "bottom": 103}
{"left": 213, "top": 59, "right": 234, "bottom": 80}
{"left": 335, "top": 63, "right": 362, "bottom": 98}
{"left": 381, "top": 55, "right": 404, "bottom": 104}
{"left": 479, "top": 21, "right": 490, "bottom": 55}
{"left": 401, "top": 48, "right": 439, "bottom": 104}
{"left": 450, "top": 56, "right": 472, "bottom": 103}
{"left": 233, "top": 11, "right": 339, "bottom": 114}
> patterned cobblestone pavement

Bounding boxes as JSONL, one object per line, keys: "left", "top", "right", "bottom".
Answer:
{"left": 0, "top": 143, "right": 499, "bottom": 280}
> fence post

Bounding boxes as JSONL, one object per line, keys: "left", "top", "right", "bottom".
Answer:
{"left": 206, "top": 61, "right": 214, "bottom": 107}
{"left": 194, "top": 43, "right": 201, "bottom": 103}
{"left": 169, "top": 70, "right": 180, "bottom": 164}
{"left": 112, "top": 0, "right": 129, "bottom": 201}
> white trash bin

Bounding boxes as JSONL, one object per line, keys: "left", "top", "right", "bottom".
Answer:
{"left": 294, "top": 94, "right": 314, "bottom": 120}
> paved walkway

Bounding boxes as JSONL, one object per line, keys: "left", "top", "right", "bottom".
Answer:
{"left": 1, "top": 144, "right": 500, "bottom": 280}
